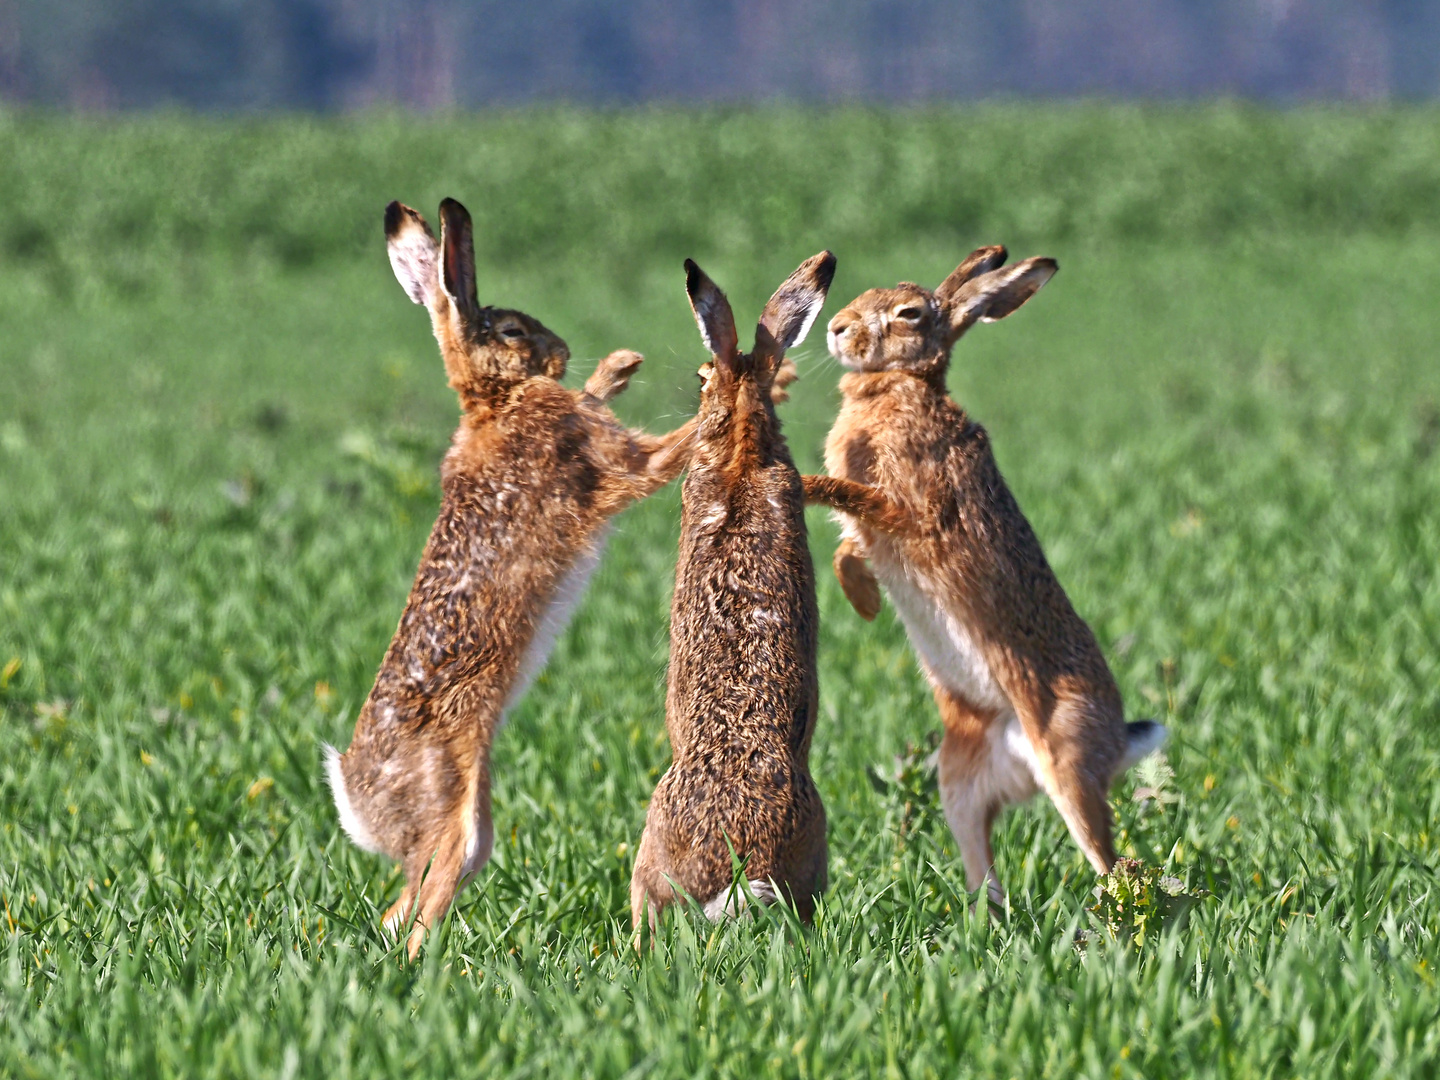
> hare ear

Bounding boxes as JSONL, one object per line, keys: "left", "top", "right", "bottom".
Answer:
{"left": 758, "top": 250, "right": 836, "bottom": 358}
{"left": 684, "top": 259, "right": 739, "bottom": 365}
{"left": 385, "top": 201, "right": 439, "bottom": 306}
{"left": 934, "top": 245, "right": 1008, "bottom": 303}
{"left": 438, "top": 198, "right": 482, "bottom": 325}
{"left": 944, "top": 257, "right": 1057, "bottom": 341}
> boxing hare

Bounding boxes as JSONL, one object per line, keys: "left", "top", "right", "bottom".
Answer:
{"left": 630, "top": 253, "right": 837, "bottom": 930}
{"left": 811, "top": 247, "right": 1165, "bottom": 906}
{"left": 327, "top": 198, "right": 695, "bottom": 957}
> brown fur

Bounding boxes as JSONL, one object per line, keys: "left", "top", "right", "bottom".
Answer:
{"left": 328, "top": 199, "right": 696, "bottom": 958}
{"left": 812, "top": 248, "right": 1165, "bottom": 904}
{"left": 630, "top": 253, "right": 836, "bottom": 931}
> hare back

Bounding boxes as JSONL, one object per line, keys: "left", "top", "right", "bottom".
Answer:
{"left": 645, "top": 453, "right": 826, "bottom": 916}
{"left": 450, "top": 380, "right": 644, "bottom": 508}
{"left": 370, "top": 470, "right": 601, "bottom": 717}
{"left": 666, "top": 463, "right": 819, "bottom": 756}
{"left": 336, "top": 405, "right": 629, "bottom": 861}
{"left": 372, "top": 389, "right": 639, "bottom": 712}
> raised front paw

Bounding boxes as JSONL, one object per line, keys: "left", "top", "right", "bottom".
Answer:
{"left": 583, "top": 349, "right": 645, "bottom": 404}
{"left": 770, "top": 357, "right": 799, "bottom": 403}
{"left": 834, "top": 540, "right": 882, "bottom": 621}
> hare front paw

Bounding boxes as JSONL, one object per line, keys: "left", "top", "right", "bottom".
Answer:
{"left": 770, "top": 357, "right": 799, "bottom": 403}
{"left": 583, "top": 349, "right": 645, "bottom": 404}
{"left": 834, "top": 541, "right": 881, "bottom": 621}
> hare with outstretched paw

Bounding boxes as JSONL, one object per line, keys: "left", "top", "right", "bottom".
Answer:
{"left": 327, "top": 199, "right": 696, "bottom": 958}
{"left": 811, "top": 247, "right": 1165, "bottom": 907}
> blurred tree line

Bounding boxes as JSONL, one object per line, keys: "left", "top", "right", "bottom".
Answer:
{"left": 0, "top": 0, "right": 1437, "bottom": 108}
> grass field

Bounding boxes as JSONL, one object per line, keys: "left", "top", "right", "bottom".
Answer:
{"left": 2, "top": 105, "right": 1440, "bottom": 1078}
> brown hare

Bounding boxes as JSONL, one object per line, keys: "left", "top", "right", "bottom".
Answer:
{"left": 809, "top": 246, "right": 1166, "bottom": 907}
{"left": 327, "top": 198, "right": 696, "bottom": 958}
{"left": 630, "top": 253, "right": 838, "bottom": 931}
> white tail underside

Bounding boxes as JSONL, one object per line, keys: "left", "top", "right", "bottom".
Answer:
{"left": 323, "top": 743, "right": 384, "bottom": 855}
{"left": 702, "top": 879, "right": 779, "bottom": 921}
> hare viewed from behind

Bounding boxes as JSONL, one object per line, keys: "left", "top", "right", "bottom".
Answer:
{"left": 630, "top": 252, "right": 837, "bottom": 930}
{"left": 813, "top": 247, "right": 1165, "bottom": 906}
{"left": 327, "top": 198, "right": 696, "bottom": 957}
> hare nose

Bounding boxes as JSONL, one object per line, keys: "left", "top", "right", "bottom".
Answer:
{"left": 830, "top": 318, "right": 853, "bottom": 337}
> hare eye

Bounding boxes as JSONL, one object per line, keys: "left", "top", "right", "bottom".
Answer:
{"left": 895, "top": 307, "right": 923, "bottom": 322}
{"left": 500, "top": 325, "right": 526, "bottom": 339}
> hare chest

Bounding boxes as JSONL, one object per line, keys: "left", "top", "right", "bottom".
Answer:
{"left": 869, "top": 544, "right": 1009, "bottom": 714}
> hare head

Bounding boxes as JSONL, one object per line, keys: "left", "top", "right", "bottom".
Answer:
{"left": 685, "top": 251, "right": 836, "bottom": 454}
{"left": 385, "top": 198, "right": 569, "bottom": 405}
{"left": 825, "top": 246, "right": 1056, "bottom": 379}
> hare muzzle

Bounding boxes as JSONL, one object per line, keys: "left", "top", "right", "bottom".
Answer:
{"left": 827, "top": 311, "right": 877, "bottom": 371}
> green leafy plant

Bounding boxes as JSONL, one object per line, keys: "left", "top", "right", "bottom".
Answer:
{"left": 1090, "top": 857, "right": 1210, "bottom": 945}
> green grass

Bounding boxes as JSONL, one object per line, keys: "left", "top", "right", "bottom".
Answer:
{"left": 2, "top": 106, "right": 1440, "bottom": 1078}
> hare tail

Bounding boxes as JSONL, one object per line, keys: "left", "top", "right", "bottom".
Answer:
{"left": 324, "top": 743, "right": 385, "bottom": 855}
{"left": 702, "top": 879, "right": 778, "bottom": 921}
{"left": 1118, "top": 721, "right": 1168, "bottom": 773}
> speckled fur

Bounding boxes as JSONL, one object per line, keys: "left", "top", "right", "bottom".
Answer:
{"left": 328, "top": 199, "right": 696, "bottom": 958}
{"left": 814, "top": 247, "right": 1165, "bottom": 904}
{"left": 630, "top": 253, "right": 836, "bottom": 931}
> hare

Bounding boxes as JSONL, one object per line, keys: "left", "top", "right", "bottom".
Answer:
{"left": 808, "top": 246, "right": 1166, "bottom": 906}
{"left": 630, "top": 252, "right": 837, "bottom": 931}
{"left": 326, "top": 198, "right": 696, "bottom": 958}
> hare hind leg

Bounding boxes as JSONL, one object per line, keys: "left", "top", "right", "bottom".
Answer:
{"left": 629, "top": 827, "right": 679, "bottom": 938}
{"left": 382, "top": 879, "right": 421, "bottom": 940}
{"left": 933, "top": 689, "right": 1039, "bottom": 908}
{"left": 380, "top": 828, "right": 471, "bottom": 960}
{"left": 1018, "top": 696, "right": 1124, "bottom": 876}
{"left": 401, "top": 826, "right": 475, "bottom": 960}
{"left": 386, "top": 770, "right": 494, "bottom": 960}
{"left": 1042, "top": 764, "right": 1117, "bottom": 876}
{"left": 774, "top": 795, "right": 828, "bottom": 923}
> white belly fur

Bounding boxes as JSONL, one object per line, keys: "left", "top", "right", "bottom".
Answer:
{"left": 870, "top": 544, "right": 1009, "bottom": 714}
{"left": 502, "top": 528, "right": 610, "bottom": 717}
{"left": 454, "top": 532, "right": 609, "bottom": 880}
{"left": 864, "top": 543, "right": 1053, "bottom": 802}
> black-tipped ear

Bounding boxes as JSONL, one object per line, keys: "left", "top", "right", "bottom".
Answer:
{"left": 684, "top": 259, "right": 739, "bottom": 363}
{"left": 934, "top": 245, "right": 1008, "bottom": 303}
{"left": 758, "top": 250, "right": 836, "bottom": 356}
{"left": 438, "top": 198, "right": 481, "bottom": 324}
{"left": 944, "top": 257, "right": 1057, "bottom": 342}
{"left": 385, "top": 201, "right": 439, "bottom": 306}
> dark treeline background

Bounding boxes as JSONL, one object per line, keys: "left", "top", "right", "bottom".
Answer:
{"left": 1, "top": 0, "right": 1438, "bottom": 109}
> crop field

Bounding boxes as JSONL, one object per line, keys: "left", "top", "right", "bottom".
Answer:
{"left": 2, "top": 106, "right": 1440, "bottom": 1077}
